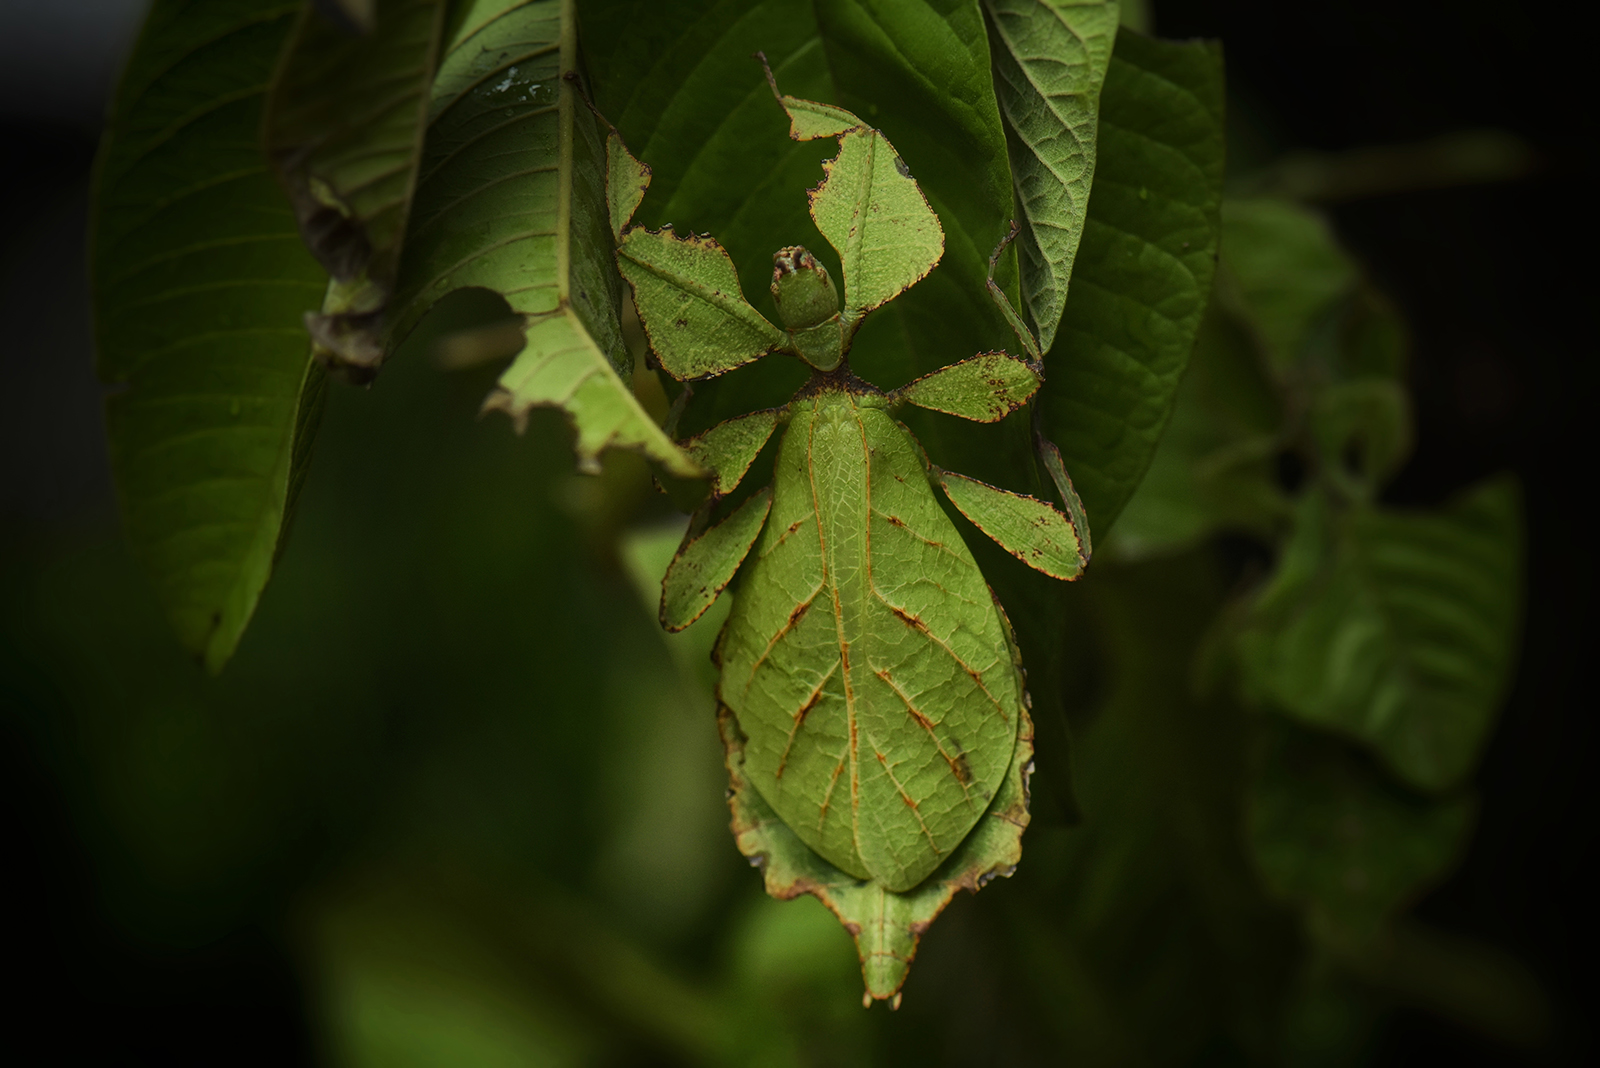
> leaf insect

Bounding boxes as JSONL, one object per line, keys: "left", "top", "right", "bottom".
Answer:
{"left": 609, "top": 58, "right": 1092, "bottom": 1003}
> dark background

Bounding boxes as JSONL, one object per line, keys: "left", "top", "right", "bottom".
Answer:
{"left": 1, "top": 0, "right": 1589, "bottom": 1062}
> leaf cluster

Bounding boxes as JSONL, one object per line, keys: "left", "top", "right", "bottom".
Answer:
{"left": 64, "top": 0, "right": 1539, "bottom": 1058}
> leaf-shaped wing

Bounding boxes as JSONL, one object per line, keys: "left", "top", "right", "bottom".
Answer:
{"left": 721, "top": 701, "right": 1033, "bottom": 1005}
{"left": 616, "top": 228, "right": 785, "bottom": 380}
{"left": 719, "top": 397, "right": 1025, "bottom": 892}
{"left": 92, "top": 0, "right": 328, "bottom": 671}
{"left": 984, "top": 0, "right": 1119, "bottom": 353}
{"left": 264, "top": 0, "right": 448, "bottom": 377}
{"left": 892, "top": 352, "right": 1040, "bottom": 422}
{"left": 939, "top": 471, "right": 1085, "bottom": 579}
{"left": 388, "top": 0, "right": 699, "bottom": 478}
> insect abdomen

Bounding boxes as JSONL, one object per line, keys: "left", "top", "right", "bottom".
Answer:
{"left": 720, "top": 388, "right": 1023, "bottom": 891}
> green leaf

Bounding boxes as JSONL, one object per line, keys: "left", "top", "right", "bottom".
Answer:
{"left": 892, "top": 352, "right": 1041, "bottom": 423}
{"left": 1038, "top": 27, "right": 1225, "bottom": 539}
{"left": 617, "top": 227, "right": 785, "bottom": 379}
{"left": 1309, "top": 378, "right": 1413, "bottom": 504}
{"left": 264, "top": 0, "right": 448, "bottom": 377}
{"left": 721, "top": 701, "right": 1033, "bottom": 1005}
{"left": 938, "top": 471, "right": 1084, "bottom": 578}
{"left": 1236, "top": 478, "right": 1523, "bottom": 792}
{"left": 682, "top": 408, "right": 783, "bottom": 499}
{"left": 390, "top": 0, "right": 699, "bottom": 478}
{"left": 92, "top": 0, "right": 329, "bottom": 671}
{"left": 661, "top": 488, "right": 773, "bottom": 632}
{"left": 983, "top": 0, "right": 1120, "bottom": 352}
{"left": 1247, "top": 720, "right": 1475, "bottom": 938}
{"left": 718, "top": 390, "right": 1027, "bottom": 893}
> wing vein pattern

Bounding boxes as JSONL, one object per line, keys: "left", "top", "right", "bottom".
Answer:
{"left": 719, "top": 390, "right": 1023, "bottom": 891}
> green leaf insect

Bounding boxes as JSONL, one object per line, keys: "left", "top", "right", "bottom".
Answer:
{"left": 620, "top": 65, "right": 1092, "bottom": 1005}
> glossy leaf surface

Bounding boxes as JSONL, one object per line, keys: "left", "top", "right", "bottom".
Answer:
{"left": 92, "top": 0, "right": 328, "bottom": 671}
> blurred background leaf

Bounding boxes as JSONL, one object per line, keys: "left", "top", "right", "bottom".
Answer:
{"left": 1235, "top": 479, "right": 1522, "bottom": 793}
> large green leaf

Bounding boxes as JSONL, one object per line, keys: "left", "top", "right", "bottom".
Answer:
{"left": 92, "top": 0, "right": 328, "bottom": 672}
{"left": 1038, "top": 27, "right": 1225, "bottom": 539}
{"left": 264, "top": 0, "right": 449, "bottom": 377}
{"left": 983, "top": 0, "right": 1120, "bottom": 352}
{"left": 1236, "top": 479, "right": 1523, "bottom": 793}
{"left": 387, "top": 0, "right": 699, "bottom": 477}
